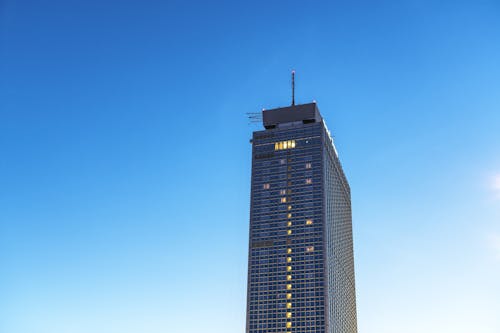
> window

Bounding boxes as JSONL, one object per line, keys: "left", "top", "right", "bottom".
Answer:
{"left": 287, "top": 213, "right": 292, "bottom": 218}
{"left": 305, "top": 178, "right": 312, "bottom": 184}
{"left": 287, "top": 205, "right": 292, "bottom": 210}
{"left": 287, "top": 275, "right": 292, "bottom": 281}
{"left": 287, "top": 248, "right": 292, "bottom": 254}
{"left": 287, "top": 221, "right": 292, "bottom": 227}
{"left": 305, "top": 163, "right": 312, "bottom": 169}
{"left": 263, "top": 183, "right": 270, "bottom": 189}
{"left": 287, "top": 230, "right": 292, "bottom": 235}
{"left": 306, "top": 246, "right": 314, "bottom": 253}
{"left": 306, "top": 219, "right": 313, "bottom": 225}
{"left": 286, "top": 293, "right": 292, "bottom": 299}
{"left": 280, "top": 159, "right": 286, "bottom": 165}
{"left": 287, "top": 266, "right": 292, "bottom": 272}
{"left": 286, "top": 312, "right": 292, "bottom": 318}
{"left": 286, "top": 322, "right": 292, "bottom": 328}
{"left": 274, "top": 140, "right": 296, "bottom": 151}
{"left": 287, "top": 257, "right": 292, "bottom": 263}
{"left": 280, "top": 197, "right": 287, "bottom": 203}
{"left": 280, "top": 189, "right": 286, "bottom": 195}
{"left": 286, "top": 284, "right": 292, "bottom": 290}
{"left": 286, "top": 302, "right": 292, "bottom": 308}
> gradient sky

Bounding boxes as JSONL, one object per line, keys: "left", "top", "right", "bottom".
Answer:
{"left": 1, "top": 1, "right": 500, "bottom": 332}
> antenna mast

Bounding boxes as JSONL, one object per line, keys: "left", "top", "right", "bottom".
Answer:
{"left": 291, "top": 70, "right": 295, "bottom": 106}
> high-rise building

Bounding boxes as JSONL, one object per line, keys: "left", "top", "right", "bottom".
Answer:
{"left": 246, "top": 102, "right": 357, "bottom": 333}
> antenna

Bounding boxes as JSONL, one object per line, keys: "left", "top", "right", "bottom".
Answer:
{"left": 291, "top": 70, "right": 295, "bottom": 106}
{"left": 246, "top": 111, "right": 262, "bottom": 124}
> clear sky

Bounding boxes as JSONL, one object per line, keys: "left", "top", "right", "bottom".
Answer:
{"left": 1, "top": 1, "right": 499, "bottom": 332}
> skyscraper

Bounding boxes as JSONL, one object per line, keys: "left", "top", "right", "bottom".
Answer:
{"left": 246, "top": 102, "right": 357, "bottom": 333}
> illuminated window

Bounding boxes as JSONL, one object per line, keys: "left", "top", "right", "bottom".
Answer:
{"left": 306, "top": 246, "right": 314, "bottom": 252}
{"left": 287, "top": 230, "right": 292, "bottom": 235}
{"left": 286, "top": 284, "right": 292, "bottom": 290}
{"left": 287, "top": 275, "right": 292, "bottom": 281}
{"left": 287, "top": 221, "right": 292, "bottom": 227}
{"left": 286, "top": 293, "right": 292, "bottom": 299}
{"left": 287, "top": 266, "right": 292, "bottom": 272}
{"left": 287, "top": 213, "right": 292, "bottom": 218}
{"left": 281, "top": 197, "right": 287, "bottom": 203}
{"left": 287, "top": 205, "right": 292, "bottom": 210}
{"left": 286, "top": 302, "right": 292, "bottom": 309}
{"left": 274, "top": 140, "right": 296, "bottom": 151}
{"left": 287, "top": 248, "right": 292, "bottom": 254}
{"left": 306, "top": 219, "right": 313, "bottom": 225}
{"left": 287, "top": 257, "right": 292, "bottom": 263}
{"left": 286, "top": 322, "right": 292, "bottom": 328}
{"left": 305, "top": 178, "right": 312, "bottom": 184}
{"left": 305, "top": 162, "right": 312, "bottom": 169}
{"left": 263, "top": 183, "right": 270, "bottom": 189}
{"left": 286, "top": 312, "right": 292, "bottom": 318}
{"left": 280, "top": 189, "right": 286, "bottom": 195}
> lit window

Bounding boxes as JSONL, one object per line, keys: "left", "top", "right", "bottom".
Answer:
{"left": 305, "top": 163, "right": 312, "bottom": 169}
{"left": 287, "top": 257, "right": 292, "bottom": 263}
{"left": 287, "top": 266, "right": 292, "bottom": 272}
{"left": 281, "top": 197, "right": 287, "bottom": 203}
{"left": 306, "top": 246, "right": 314, "bottom": 253}
{"left": 287, "top": 213, "right": 292, "bottom": 218}
{"left": 280, "top": 189, "right": 286, "bottom": 195}
{"left": 305, "top": 178, "right": 312, "bottom": 184}
{"left": 286, "top": 302, "right": 292, "bottom": 308}
{"left": 306, "top": 219, "right": 313, "bottom": 225}
{"left": 286, "top": 312, "right": 292, "bottom": 318}
{"left": 287, "top": 248, "right": 292, "bottom": 254}
{"left": 287, "top": 221, "right": 292, "bottom": 227}
{"left": 263, "top": 183, "right": 270, "bottom": 189}
{"left": 287, "top": 275, "right": 292, "bottom": 281}
{"left": 287, "top": 230, "right": 292, "bottom": 235}
{"left": 287, "top": 205, "right": 292, "bottom": 210}
{"left": 286, "top": 322, "right": 292, "bottom": 328}
{"left": 286, "top": 293, "right": 292, "bottom": 299}
{"left": 274, "top": 140, "right": 296, "bottom": 151}
{"left": 286, "top": 284, "right": 292, "bottom": 290}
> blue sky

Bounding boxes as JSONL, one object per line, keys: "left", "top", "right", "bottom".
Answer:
{"left": 1, "top": 1, "right": 499, "bottom": 332}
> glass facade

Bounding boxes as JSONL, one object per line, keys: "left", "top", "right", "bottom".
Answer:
{"left": 246, "top": 103, "right": 357, "bottom": 333}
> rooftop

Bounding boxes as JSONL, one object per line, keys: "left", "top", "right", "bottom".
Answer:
{"left": 262, "top": 102, "right": 322, "bottom": 129}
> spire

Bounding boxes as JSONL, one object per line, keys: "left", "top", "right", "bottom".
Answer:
{"left": 291, "top": 70, "right": 295, "bottom": 106}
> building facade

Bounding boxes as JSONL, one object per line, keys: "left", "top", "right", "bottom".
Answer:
{"left": 246, "top": 103, "right": 357, "bottom": 333}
